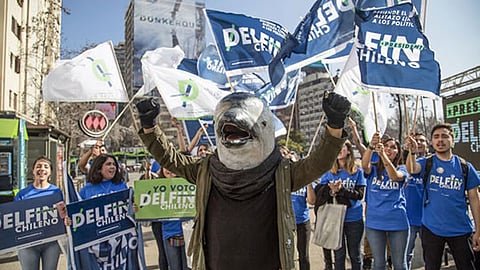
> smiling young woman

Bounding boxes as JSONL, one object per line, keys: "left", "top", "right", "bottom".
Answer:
{"left": 14, "top": 156, "right": 64, "bottom": 270}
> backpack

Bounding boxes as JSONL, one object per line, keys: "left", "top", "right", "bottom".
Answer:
{"left": 422, "top": 155, "right": 469, "bottom": 206}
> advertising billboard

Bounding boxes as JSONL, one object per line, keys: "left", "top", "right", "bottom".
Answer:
{"left": 133, "top": 0, "right": 206, "bottom": 87}
{"left": 443, "top": 89, "right": 480, "bottom": 169}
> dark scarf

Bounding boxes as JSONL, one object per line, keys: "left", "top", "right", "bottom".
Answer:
{"left": 209, "top": 147, "right": 282, "bottom": 200}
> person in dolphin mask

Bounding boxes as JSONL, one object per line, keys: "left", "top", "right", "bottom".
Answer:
{"left": 135, "top": 91, "right": 351, "bottom": 270}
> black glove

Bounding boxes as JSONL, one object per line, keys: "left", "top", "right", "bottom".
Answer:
{"left": 135, "top": 98, "right": 160, "bottom": 129}
{"left": 322, "top": 92, "right": 351, "bottom": 129}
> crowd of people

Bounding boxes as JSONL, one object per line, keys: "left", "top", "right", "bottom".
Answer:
{"left": 10, "top": 91, "right": 480, "bottom": 270}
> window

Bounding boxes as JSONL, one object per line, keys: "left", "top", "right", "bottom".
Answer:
{"left": 10, "top": 53, "right": 14, "bottom": 69}
{"left": 11, "top": 17, "right": 21, "bottom": 40}
{"left": 14, "top": 55, "right": 21, "bottom": 74}
{"left": 9, "top": 90, "right": 18, "bottom": 110}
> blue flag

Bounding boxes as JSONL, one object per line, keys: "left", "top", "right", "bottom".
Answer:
{"left": 269, "top": 0, "right": 355, "bottom": 86}
{"left": 205, "top": 9, "right": 289, "bottom": 77}
{"left": 355, "top": 3, "right": 440, "bottom": 98}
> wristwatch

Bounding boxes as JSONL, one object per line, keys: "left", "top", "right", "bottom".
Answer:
{"left": 368, "top": 145, "right": 375, "bottom": 150}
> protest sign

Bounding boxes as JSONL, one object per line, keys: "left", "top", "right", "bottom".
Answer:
{"left": 66, "top": 189, "right": 135, "bottom": 251}
{"left": 0, "top": 192, "right": 66, "bottom": 254}
{"left": 134, "top": 178, "right": 196, "bottom": 220}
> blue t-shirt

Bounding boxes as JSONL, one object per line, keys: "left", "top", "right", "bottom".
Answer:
{"left": 419, "top": 155, "right": 480, "bottom": 237}
{"left": 320, "top": 168, "right": 366, "bottom": 223}
{"left": 162, "top": 220, "right": 184, "bottom": 240}
{"left": 79, "top": 180, "right": 128, "bottom": 199}
{"left": 404, "top": 172, "right": 424, "bottom": 227}
{"left": 15, "top": 184, "right": 62, "bottom": 200}
{"left": 291, "top": 183, "right": 316, "bottom": 224}
{"left": 365, "top": 165, "right": 409, "bottom": 231}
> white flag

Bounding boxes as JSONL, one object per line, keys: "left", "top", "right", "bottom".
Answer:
{"left": 141, "top": 46, "right": 229, "bottom": 119}
{"left": 42, "top": 41, "right": 128, "bottom": 102}
{"left": 334, "top": 47, "right": 388, "bottom": 142}
{"left": 137, "top": 46, "right": 186, "bottom": 96}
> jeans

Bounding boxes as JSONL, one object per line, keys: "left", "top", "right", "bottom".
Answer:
{"left": 152, "top": 222, "right": 169, "bottom": 270}
{"left": 17, "top": 241, "right": 61, "bottom": 270}
{"left": 406, "top": 225, "right": 422, "bottom": 269}
{"left": 296, "top": 220, "right": 311, "bottom": 270}
{"left": 163, "top": 236, "right": 189, "bottom": 270}
{"left": 334, "top": 219, "right": 364, "bottom": 270}
{"left": 365, "top": 227, "right": 409, "bottom": 270}
{"left": 421, "top": 225, "right": 475, "bottom": 270}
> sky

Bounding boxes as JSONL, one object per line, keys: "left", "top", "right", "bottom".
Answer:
{"left": 60, "top": 0, "right": 480, "bottom": 79}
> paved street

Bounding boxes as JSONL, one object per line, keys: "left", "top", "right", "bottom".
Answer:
{"left": 0, "top": 172, "right": 455, "bottom": 269}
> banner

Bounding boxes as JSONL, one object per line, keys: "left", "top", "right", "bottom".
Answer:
{"left": 66, "top": 189, "right": 135, "bottom": 251}
{"left": 134, "top": 178, "right": 196, "bottom": 220}
{"left": 205, "top": 9, "right": 289, "bottom": 77}
{"left": 0, "top": 193, "right": 65, "bottom": 254}
{"left": 355, "top": 3, "right": 440, "bottom": 99}
{"left": 43, "top": 41, "right": 129, "bottom": 102}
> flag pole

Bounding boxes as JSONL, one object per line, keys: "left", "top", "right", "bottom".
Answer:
{"left": 371, "top": 92, "right": 379, "bottom": 132}
{"left": 226, "top": 75, "right": 235, "bottom": 93}
{"left": 197, "top": 119, "right": 215, "bottom": 147}
{"left": 307, "top": 114, "right": 326, "bottom": 157}
{"left": 101, "top": 92, "right": 141, "bottom": 141}
{"left": 403, "top": 95, "right": 410, "bottom": 136}
{"left": 412, "top": 96, "right": 419, "bottom": 134}
{"left": 285, "top": 100, "right": 296, "bottom": 148}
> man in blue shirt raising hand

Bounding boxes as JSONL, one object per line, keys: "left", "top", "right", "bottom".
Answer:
{"left": 406, "top": 123, "right": 480, "bottom": 269}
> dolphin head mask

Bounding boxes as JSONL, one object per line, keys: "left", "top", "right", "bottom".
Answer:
{"left": 214, "top": 92, "right": 275, "bottom": 170}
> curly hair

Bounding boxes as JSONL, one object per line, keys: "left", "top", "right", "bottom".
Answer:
{"left": 87, "top": 153, "right": 123, "bottom": 184}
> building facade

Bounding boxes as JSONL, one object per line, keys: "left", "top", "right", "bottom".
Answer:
{"left": 0, "top": 0, "right": 66, "bottom": 201}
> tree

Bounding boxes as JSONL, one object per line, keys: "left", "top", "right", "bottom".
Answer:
{"left": 276, "top": 129, "right": 307, "bottom": 157}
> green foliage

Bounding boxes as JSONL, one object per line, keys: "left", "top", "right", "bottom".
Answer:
{"left": 276, "top": 129, "right": 306, "bottom": 156}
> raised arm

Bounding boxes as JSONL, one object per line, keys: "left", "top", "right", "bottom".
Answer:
{"left": 362, "top": 132, "right": 380, "bottom": 175}
{"left": 187, "top": 124, "right": 208, "bottom": 153}
{"left": 348, "top": 117, "right": 367, "bottom": 157}
{"left": 405, "top": 134, "right": 422, "bottom": 175}
{"left": 171, "top": 118, "right": 187, "bottom": 153}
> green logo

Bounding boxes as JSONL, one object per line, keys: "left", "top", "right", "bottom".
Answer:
{"left": 178, "top": 80, "right": 199, "bottom": 107}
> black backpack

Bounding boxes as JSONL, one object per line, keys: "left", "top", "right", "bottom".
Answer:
{"left": 422, "top": 155, "right": 469, "bottom": 206}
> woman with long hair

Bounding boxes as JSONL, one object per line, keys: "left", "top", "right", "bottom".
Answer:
{"left": 313, "top": 140, "right": 366, "bottom": 270}
{"left": 15, "top": 156, "right": 63, "bottom": 270}
{"left": 78, "top": 154, "right": 131, "bottom": 268}
{"left": 79, "top": 153, "right": 127, "bottom": 199}
{"left": 362, "top": 133, "right": 409, "bottom": 270}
